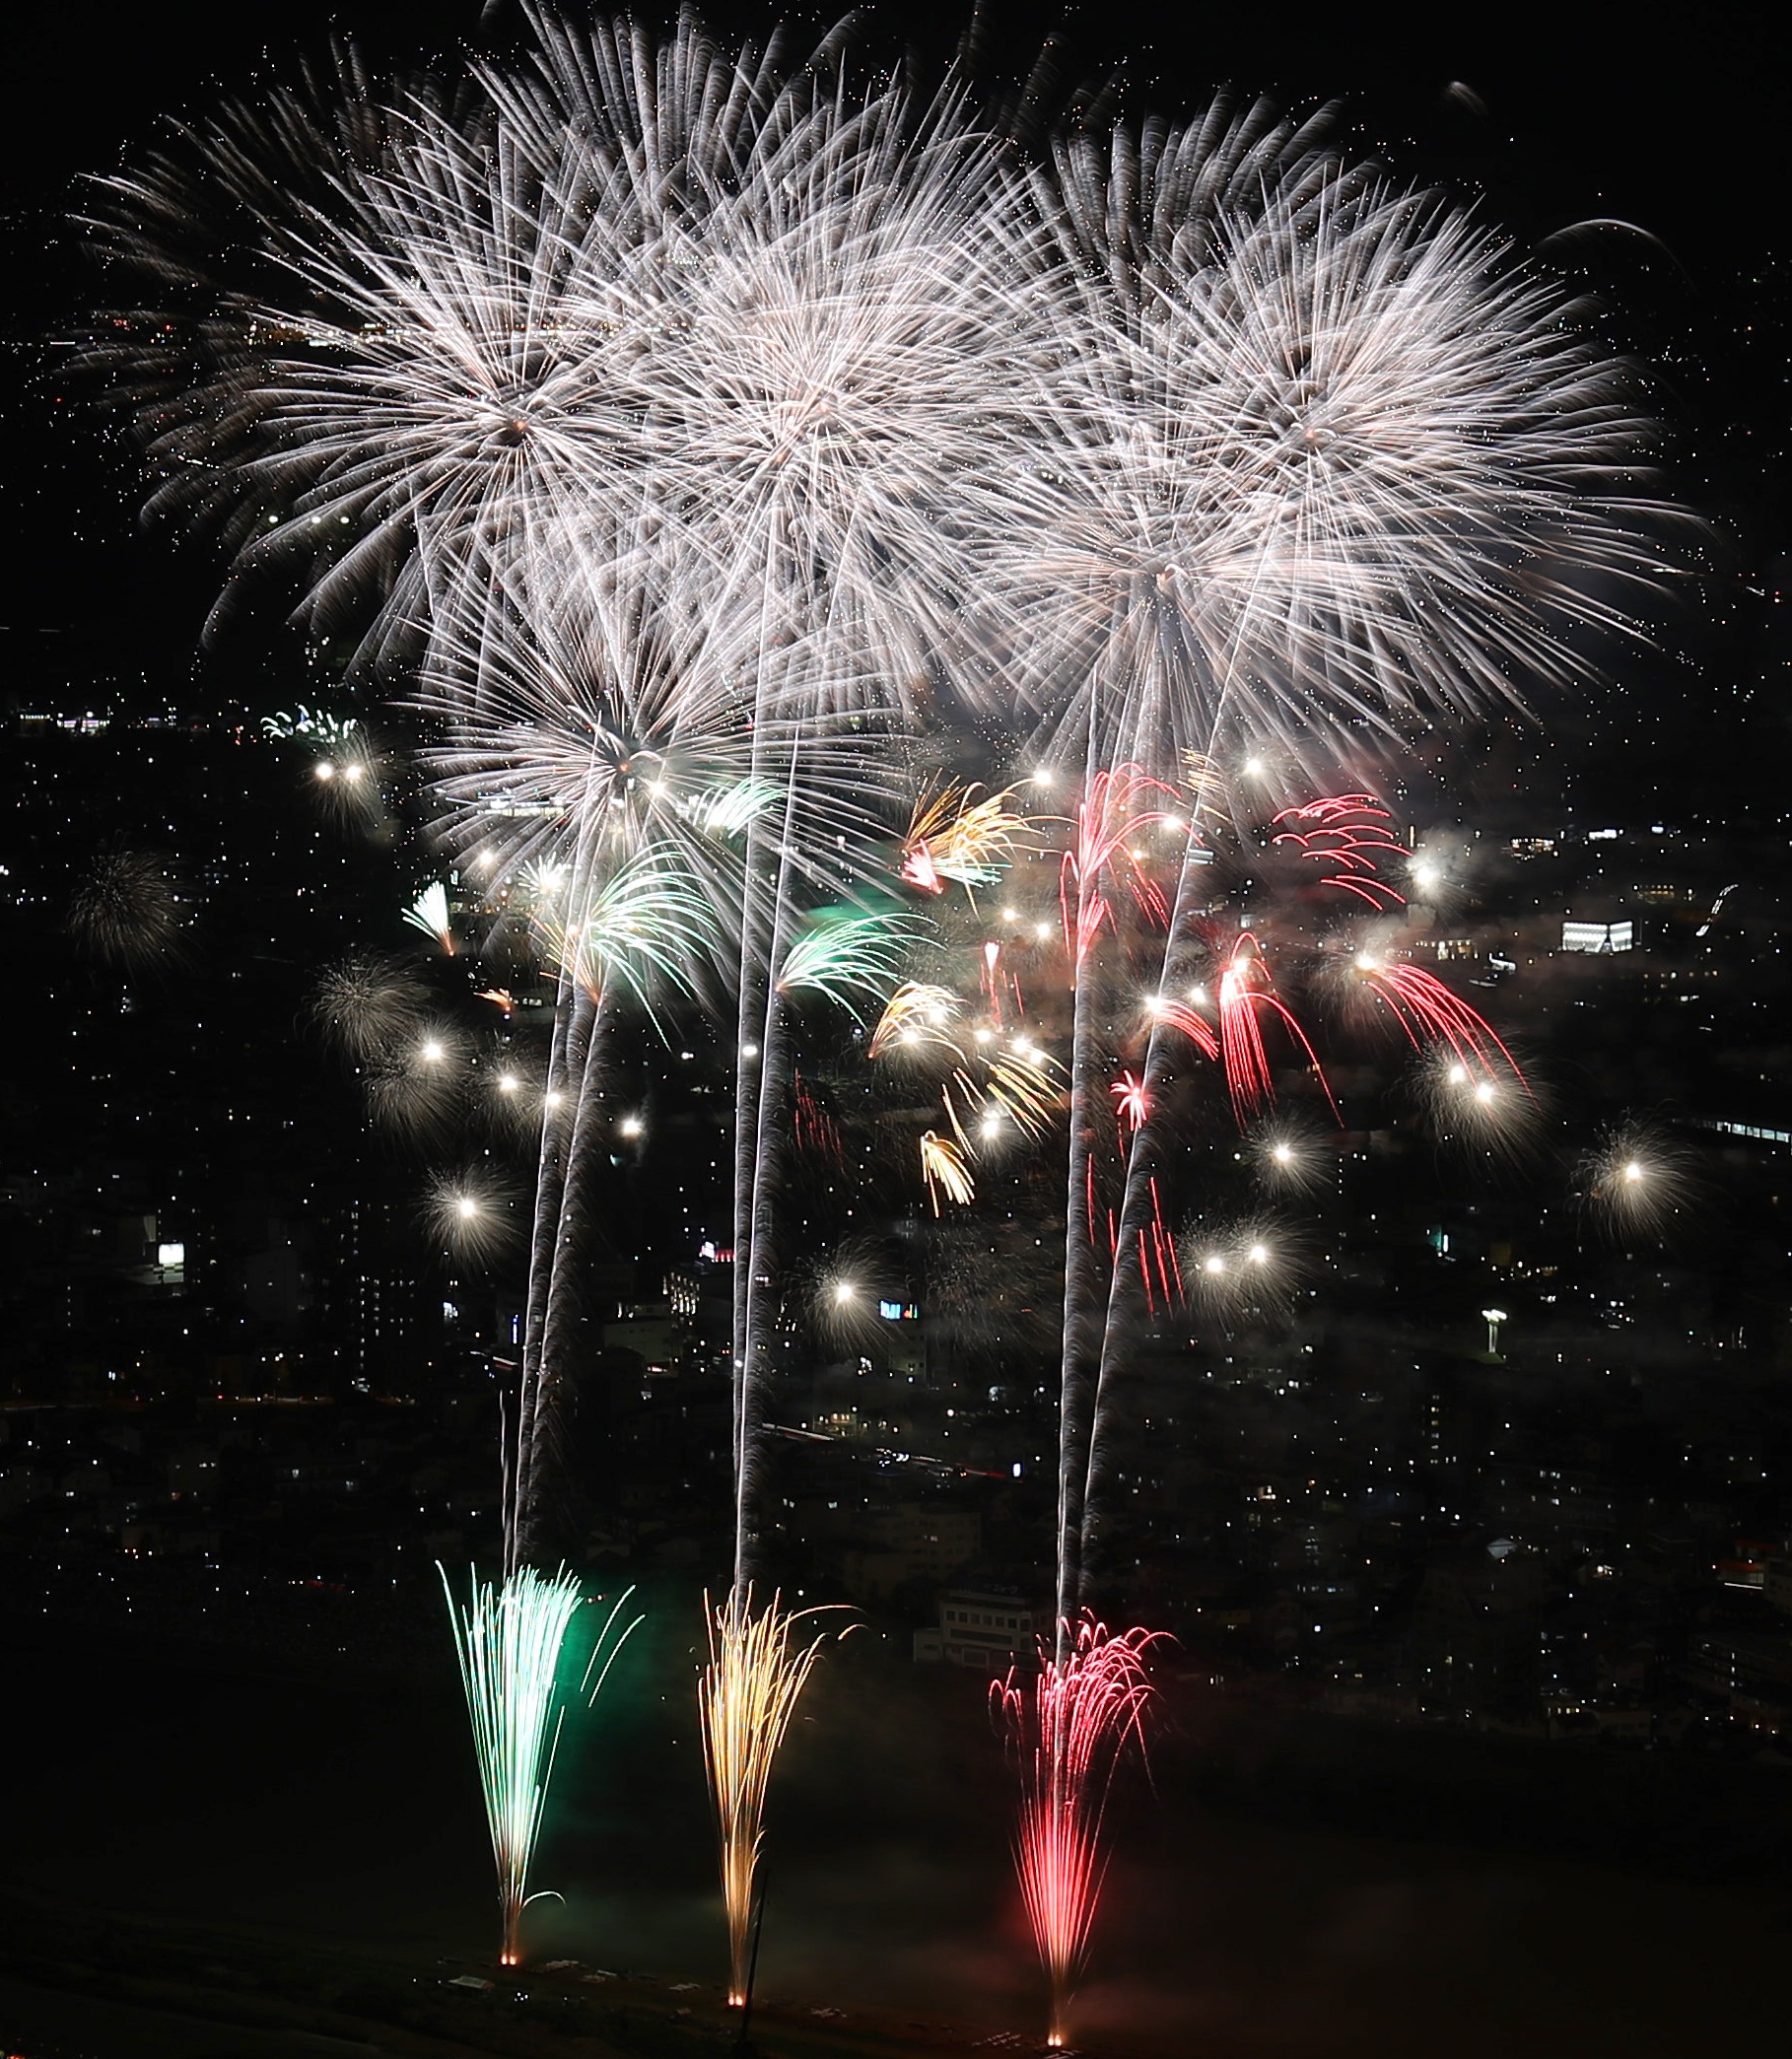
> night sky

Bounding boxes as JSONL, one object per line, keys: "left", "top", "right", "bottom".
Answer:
{"left": 6, "top": 10, "right": 1792, "bottom": 2058}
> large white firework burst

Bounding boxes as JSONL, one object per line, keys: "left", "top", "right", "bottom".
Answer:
{"left": 416, "top": 515, "right": 895, "bottom": 922}
{"left": 1006, "top": 117, "right": 1677, "bottom": 782}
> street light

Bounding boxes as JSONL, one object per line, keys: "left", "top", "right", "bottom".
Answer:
{"left": 1482, "top": 1307, "right": 1507, "bottom": 1355}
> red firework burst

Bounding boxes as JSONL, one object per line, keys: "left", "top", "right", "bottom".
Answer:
{"left": 1270, "top": 793, "right": 1407, "bottom": 910}
{"left": 1353, "top": 956, "right": 1527, "bottom": 1083}
{"left": 1059, "top": 766, "right": 1173, "bottom": 967}
{"left": 1217, "top": 934, "right": 1338, "bottom": 1126}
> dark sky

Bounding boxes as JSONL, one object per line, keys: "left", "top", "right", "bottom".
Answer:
{"left": 7, "top": 0, "right": 1779, "bottom": 249}
{"left": 4, "top": 1, "right": 1787, "bottom": 763}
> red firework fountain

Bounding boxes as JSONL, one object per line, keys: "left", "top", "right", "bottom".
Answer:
{"left": 994, "top": 1616, "right": 1163, "bottom": 2049}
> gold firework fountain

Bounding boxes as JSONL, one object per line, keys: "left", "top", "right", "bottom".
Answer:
{"left": 699, "top": 1587, "right": 841, "bottom": 2007}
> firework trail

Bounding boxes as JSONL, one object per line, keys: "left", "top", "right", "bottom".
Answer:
{"left": 730, "top": 896, "right": 916, "bottom": 1581}
{"left": 440, "top": 1566, "right": 641, "bottom": 1967}
{"left": 700, "top": 1589, "right": 846, "bottom": 2009}
{"left": 402, "top": 882, "right": 456, "bottom": 955}
{"left": 1019, "top": 104, "right": 1672, "bottom": 1608}
{"left": 1053, "top": 767, "right": 1171, "bottom": 1636}
{"left": 419, "top": 532, "right": 812, "bottom": 1568}
{"left": 993, "top": 1617, "right": 1161, "bottom": 2049}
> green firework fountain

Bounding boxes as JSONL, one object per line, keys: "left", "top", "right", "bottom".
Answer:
{"left": 441, "top": 1565, "right": 641, "bottom": 1965}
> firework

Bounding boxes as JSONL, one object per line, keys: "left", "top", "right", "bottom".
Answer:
{"left": 1184, "top": 1214, "right": 1309, "bottom": 1323}
{"left": 440, "top": 1564, "right": 586, "bottom": 1967}
{"left": 994, "top": 1617, "right": 1161, "bottom": 2049}
{"left": 1578, "top": 1118, "right": 1700, "bottom": 1244}
{"left": 309, "top": 949, "right": 428, "bottom": 1064}
{"left": 901, "top": 784, "right": 1034, "bottom": 897}
{"left": 1057, "top": 768, "right": 1172, "bottom": 968}
{"left": 1245, "top": 1117, "right": 1333, "bottom": 1199}
{"left": 262, "top": 705, "right": 362, "bottom": 748}
{"left": 1216, "top": 934, "right": 1336, "bottom": 1127}
{"left": 1007, "top": 92, "right": 1669, "bottom": 1641}
{"left": 869, "top": 981, "right": 964, "bottom": 1063}
{"left": 425, "top": 1167, "right": 522, "bottom": 1266}
{"left": 1111, "top": 1070, "right": 1149, "bottom": 1136}
{"left": 1149, "top": 993, "right": 1221, "bottom": 1063}
{"left": 403, "top": 883, "right": 456, "bottom": 956}
{"left": 1269, "top": 795, "right": 1406, "bottom": 910}
{"left": 65, "top": 847, "right": 190, "bottom": 974}
{"left": 78, "top": 49, "right": 632, "bottom": 667}
{"left": 1007, "top": 118, "right": 1670, "bottom": 777}
{"left": 940, "top": 1040, "right": 1065, "bottom": 1152}
{"left": 918, "top": 1130, "right": 977, "bottom": 1213}
{"left": 533, "top": 844, "right": 726, "bottom": 1018}
{"left": 1344, "top": 950, "right": 1525, "bottom": 1079}
{"left": 700, "top": 1589, "right": 845, "bottom": 2009}
{"left": 363, "top": 1021, "right": 473, "bottom": 1144}
{"left": 779, "top": 906, "right": 918, "bottom": 1021}
{"left": 309, "top": 725, "right": 387, "bottom": 832}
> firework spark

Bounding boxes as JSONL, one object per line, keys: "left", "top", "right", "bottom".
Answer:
{"left": 310, "top": 950, "right": 428, "bottom": 1063}
{"left": 1579, "top": 1118, "right": 1700, "bottom": 1244}
{"left": 426, "top": 1167, "right": 522, "bottom": 1266}
{"left": 402, "top": 882, "right": 456, "bottom": 955}
{"left": 1413, "top": 1043, "right": 1542, "bottom": 1166}
{"left": 920, "top": 1130, "right": 976, "bottom": 1212}
{"left": 700, "top": 1589, "right": 845, "bottom": 2009}
{"left": 994, "top": 1617, "right": 1162, "bottom": 2050}
{"left": 901, "top": 783, "right": 1034, "bottom": 897}
{"left": 1184, "top": 1215, "right": 1308, "bottom": 1322}
{"left": 65, "top": 847, "right": 190, "bottom": 974}
{"left": 1246, "top": 1118, "right": 1333, "bottom": 1199}
{"left": 868, "top": 980, "right": 964, "bottom": 1063}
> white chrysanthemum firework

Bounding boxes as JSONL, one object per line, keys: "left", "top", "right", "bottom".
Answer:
{"left": 1009, "top": 119, "right": 1676, "bottom": 778}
